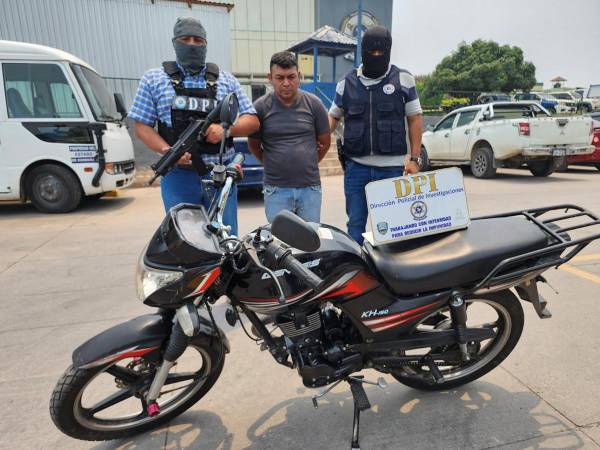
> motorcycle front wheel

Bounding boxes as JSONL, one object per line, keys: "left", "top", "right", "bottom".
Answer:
{"left": 50, "top": 336, "right": 225, "bottom": 441}
{"left": 391, "top": 290, "right": 524, "bottom": 391}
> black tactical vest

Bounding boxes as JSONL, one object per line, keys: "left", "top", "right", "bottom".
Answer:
{"left": 341, "top": 65, "right": 408, "bottom": 157}
{"left": 157, "top": 62, "right": 232, "bottom": 155}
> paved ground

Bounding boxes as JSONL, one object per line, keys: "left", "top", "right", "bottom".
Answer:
{"left": 1, "top": 166, "right": 600, "bottom": 450}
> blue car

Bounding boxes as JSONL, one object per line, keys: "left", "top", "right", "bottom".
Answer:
{"left": 233, "top": 137, "right": 264, "bottom": 189}
{"left": 515, "top": 92, "right": 558, "bottom": 112}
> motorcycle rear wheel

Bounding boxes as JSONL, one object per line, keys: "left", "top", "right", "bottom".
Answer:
{"left": 50, "top": 337, "right": 224, "bottom": 441}
{"left": 391, "top": 290, "right": 524, "bottom": 391}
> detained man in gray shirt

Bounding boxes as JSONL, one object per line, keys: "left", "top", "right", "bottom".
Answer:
{"left": 248, "top": 52, "right": 331, "bottom": 222}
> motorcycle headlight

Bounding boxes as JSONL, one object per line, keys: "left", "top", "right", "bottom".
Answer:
{"left": 136, "top": 248, "right": 183, "bottom": 302}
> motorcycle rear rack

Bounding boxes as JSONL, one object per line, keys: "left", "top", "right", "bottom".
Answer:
{"left": 467, "top": 204, "right": 600, "bottom": 293}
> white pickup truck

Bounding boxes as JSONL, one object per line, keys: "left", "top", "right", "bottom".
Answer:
{"left": 421, "top": 102, "right": 595, "bottom": 178}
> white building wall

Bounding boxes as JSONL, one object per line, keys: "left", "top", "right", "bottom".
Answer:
{"left": 230, "top": 0, "right": 315, "bottom": 77}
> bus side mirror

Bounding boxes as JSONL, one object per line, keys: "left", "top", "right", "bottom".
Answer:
{"left": 114, "top": 93, "right": 127, "bottom": 119}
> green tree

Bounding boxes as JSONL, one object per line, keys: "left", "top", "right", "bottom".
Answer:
{"left": 424, "top": 40, "right": 536, "bottom": 97}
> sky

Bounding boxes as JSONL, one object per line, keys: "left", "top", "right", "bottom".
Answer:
{"left": 391, "top": 0, "right": 600, "bottom": 90}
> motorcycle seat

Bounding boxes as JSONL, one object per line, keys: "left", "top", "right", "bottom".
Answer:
{"left": 363, "top": 217, "right": 549, "bottom": 295}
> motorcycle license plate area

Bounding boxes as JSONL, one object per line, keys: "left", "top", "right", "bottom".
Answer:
{"left": 364, "top": 167, "right": 471, "bottom": 245}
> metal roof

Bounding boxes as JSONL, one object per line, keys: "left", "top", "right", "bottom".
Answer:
{"left": 162, "top": 0, "right": 234, "bottom": 10}
{"left": 287, "top": 25, "right": 356, "bottom": 57}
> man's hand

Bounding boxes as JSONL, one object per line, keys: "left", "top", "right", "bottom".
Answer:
{"left": 404, "top": 160, "right": 420, "bottom": 175}
{"left": 177, "top": 152, "right": 193, "bottom": 167}
{"left": 205, "top": 124, "right": 225, "bottom": 144}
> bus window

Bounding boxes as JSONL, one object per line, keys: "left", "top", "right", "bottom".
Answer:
{"left": 3, "top": 63, "right": 82, "bottom": 119}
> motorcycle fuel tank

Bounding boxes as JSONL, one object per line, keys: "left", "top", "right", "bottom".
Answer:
{"left": 230, "top": 224, "right": 381, "bottom": 314}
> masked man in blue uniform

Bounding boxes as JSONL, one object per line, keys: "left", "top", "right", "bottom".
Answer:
{"left": 328, "top": 26, "right": 423, "bottom": 245}
{"left": 129, "top": 17, "right": 259, "bottom": 235}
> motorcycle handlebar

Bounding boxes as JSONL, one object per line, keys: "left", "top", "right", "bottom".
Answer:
{"left": 265, "top": 241, "right": 324, "bottom": 291}
{"left": 228, "top": 152, "right": 245, "bottom": 167}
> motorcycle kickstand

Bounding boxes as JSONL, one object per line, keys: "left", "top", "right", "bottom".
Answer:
{"left": 346, "top": 376, "right": 386, "bottom": 450}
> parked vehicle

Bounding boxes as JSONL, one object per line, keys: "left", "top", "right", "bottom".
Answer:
{"left": 48, "top": 94, "right": 600, "bottom": 450}
{"left": 587, "top": 84, "right": 600, "bottom": 101}
{"left": 551, "top": 91, "right": 598, "bottom": 113}
{"left": 566, "top": 114, "right": 600, "bottom": 170}
{"left": 0, "top": 40, "right": 135, "bottom": 213}
{"left": 232, "top": 137, "right": 263, "bottom": 189}
{"left": 514, "top": 92, "right": 574, "bottom": 114}
{"left": 421, "top": 102, "right": 595, "bottom": 178}
{"left": 477, "top": 92, "right": 512, "bottom": 103}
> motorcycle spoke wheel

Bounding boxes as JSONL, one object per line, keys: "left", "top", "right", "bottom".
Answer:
{"left": 391, "top": 291, "right": 524, "bottom": 391}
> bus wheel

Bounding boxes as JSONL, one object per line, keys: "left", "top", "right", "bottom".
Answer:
{"left": 27, "top": 164, "right": 82, "bottom": 213}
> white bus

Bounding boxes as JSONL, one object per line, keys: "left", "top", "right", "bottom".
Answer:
{"left": 0, "top": 41, "right": 135, "bottom": 213}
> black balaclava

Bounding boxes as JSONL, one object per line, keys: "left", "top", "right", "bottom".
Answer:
{"left": 361, "top": 25, "right": 392, "bottom": 79}
{"left": 172, "top": 17, "right": 207, "bottom": 74}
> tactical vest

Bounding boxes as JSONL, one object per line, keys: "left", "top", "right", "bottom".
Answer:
{"left": 157, "top": 61, "right": 232, "bottom": 155}
{"left": 341, "top": 65, "right": 407, "bottom": 157}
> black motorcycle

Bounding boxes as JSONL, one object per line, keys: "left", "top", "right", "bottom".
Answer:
{"left": 50, "top": 94, "right": 600, "bottom": 450}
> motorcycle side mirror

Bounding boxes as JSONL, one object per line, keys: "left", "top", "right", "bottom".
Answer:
{"left": 271, "top": 210, "right": 321, "bottom": 252}
{"left": 219, "top": 92, "right": 239, "bottom": 126}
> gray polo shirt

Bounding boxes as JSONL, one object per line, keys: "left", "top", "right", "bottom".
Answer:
{"left": 252, "top": 91, "right": 330, "bottom": 187}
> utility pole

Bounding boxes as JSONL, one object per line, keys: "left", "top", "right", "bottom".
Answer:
{"left": 355, "top": 0, "right": 362, "bottom": 67}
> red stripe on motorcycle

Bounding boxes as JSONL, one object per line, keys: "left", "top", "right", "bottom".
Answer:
{"left": 91, "top": 346, "right": 159, "bottom": 367}
{"left": 320, "top": 271, "right": 379, "bottom": 300}
{"left": 188, "top": 267, "right": 221, "bottom": 297}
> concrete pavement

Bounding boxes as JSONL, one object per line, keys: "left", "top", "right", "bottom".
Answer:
{"left": 1, "top": 166, "right": 600, "bottom": 449}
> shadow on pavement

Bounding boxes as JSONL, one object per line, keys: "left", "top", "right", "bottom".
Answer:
{"left": 466, "top": 171, "right": 585, "bottom": 184}
{"left": 88, "top": 380, "right": 585, "bottom": 450}
{"left": 92, "top": 411, "right": 232, "bottom": 450}
{"left": 241, "top": 381, "right": 584, "bottom": 450}
{"left": 0, "top": 195, "right": 135, "bottom": 218}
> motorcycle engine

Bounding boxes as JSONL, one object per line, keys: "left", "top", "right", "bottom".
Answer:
{"left": 275, "top": 305, "right": 360, "bottom": 387}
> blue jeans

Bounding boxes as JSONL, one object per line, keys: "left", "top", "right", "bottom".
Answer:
{"left": 161, "top": 166, "right": 238, "bottom": 236}
{"left": 263, "top": 184, "right": 322, "bottom": 223}
{"left": 344, "top": 160, "right": 404, "bottom": 245}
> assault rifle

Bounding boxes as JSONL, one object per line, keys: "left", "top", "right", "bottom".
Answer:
{"left": 148, "top": 102, "right": 222, "bottom": 185}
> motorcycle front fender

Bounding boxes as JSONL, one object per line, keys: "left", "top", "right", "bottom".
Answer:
{"left": 73, "top": 313, "right": 230, "bottom": 369}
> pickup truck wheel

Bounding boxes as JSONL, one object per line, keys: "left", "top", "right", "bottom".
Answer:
{"left": 27, "top": 164, "right": 81, "bottom": 213}
{"left": 419, "top": 146, "right": 430, "bottom": 171}
{"left": 470, "top": 147, "right": 496, "bottom": 179}
{"left": 528, "top": 159, "right": 556, "bottom": 177}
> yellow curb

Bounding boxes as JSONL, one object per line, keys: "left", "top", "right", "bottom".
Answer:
{"left": 570, "top": 253, "right": 600, "bottom": 263}
{"left": 561, "top": 264, "right": 600, "bottom": 285}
